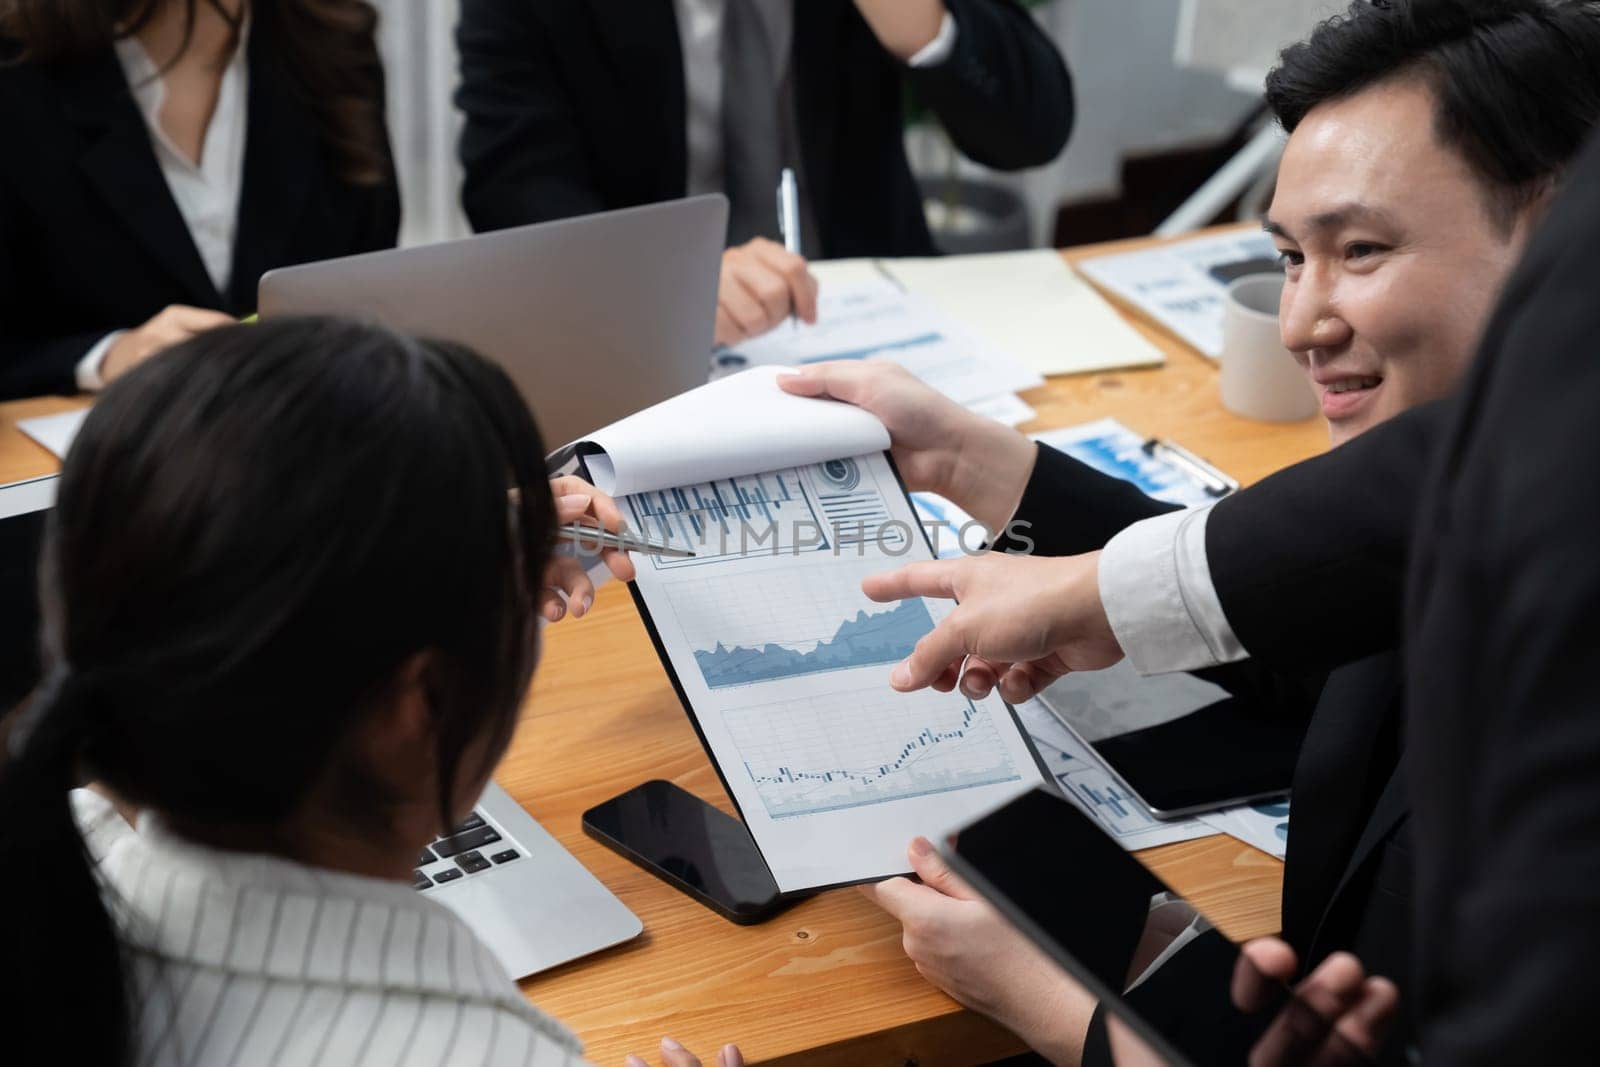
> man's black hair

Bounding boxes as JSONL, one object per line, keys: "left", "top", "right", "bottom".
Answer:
{"left": 1267, "top": 0, "right": 1600, "bottom": 228}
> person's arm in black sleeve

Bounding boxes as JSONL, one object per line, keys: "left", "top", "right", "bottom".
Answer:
{"left": 456, "top": 0, "right": 607, "bottom": 233}
{"left": 0, "top": 176, "right": 87, "bottom": 399}
{"left": 906, "top": 0, "right": 1074, "bottom": 170}
{"left": 993, "top": 444, "right": 1181, "bottom": 558}
{"left": 1203, "top": 397, "right": 1449, "bottom": 675}
{"left": 0, "top": 335, "right": 96, "bottom": 401}
{"left": 1407, "top": 154, "right": 1600, "bottom": 1062}
{"left": 358, "top": 55, "right": 402, "bottom": 256}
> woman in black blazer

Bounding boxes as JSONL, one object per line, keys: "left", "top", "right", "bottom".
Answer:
{"left": 0, "top": 0, "right": 399, "bottom": 399}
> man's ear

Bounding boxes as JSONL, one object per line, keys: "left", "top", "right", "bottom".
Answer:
{"left": 1511, "top": 179, "right": 1560, "bottom": 248}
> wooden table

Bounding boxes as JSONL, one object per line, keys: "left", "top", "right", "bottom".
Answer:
{"left": 0, "top": 227, "right": 1326, "bottom": 1066}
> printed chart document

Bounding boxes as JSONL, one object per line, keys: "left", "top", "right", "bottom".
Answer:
{"left": 563, "top": 368, "right": 1049, "bottom": 893}
{"left": 1018, "top": 699, "right": 1215, "bottom": 853}
{"left": 720, "top": 281, "right": 1043, "bottom": 415}
{"left": 1076, "top": 230, "right": 1283, "bottom": 358}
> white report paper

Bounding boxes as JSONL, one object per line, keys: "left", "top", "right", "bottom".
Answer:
{"left": 592, "top": 429, "right": 1045, "bottom": 891}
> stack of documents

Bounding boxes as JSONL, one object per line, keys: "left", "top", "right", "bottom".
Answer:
{"left": 17, "top": 409, "right": 88, "bottom": 460}
{"left": 721, "top": 278, "right": 1043, "bottom": 427}
{"left": 873, "top": 250, "right": 1166, "bottom": 377}
{"left": 806, "top": 249, "right": 1167, "bottom": 381}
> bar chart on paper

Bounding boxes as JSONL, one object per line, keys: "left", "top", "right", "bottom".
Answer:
{"left": 724, "top": 690, "right": 1021, "bottom": 819}
{"left": 624, "top": 470, "right": 824, "bottom": 567}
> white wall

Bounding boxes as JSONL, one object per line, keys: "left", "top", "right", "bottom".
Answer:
{"left": 374, "top": 0, "right": 469, "bottom": 248}
{"left": 1002, "top": 0, "right": 1265, "bottom": 244}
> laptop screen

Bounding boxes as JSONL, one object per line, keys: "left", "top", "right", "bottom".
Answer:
{"left": 0, "top": 478, "right": 55, "bottom": 713}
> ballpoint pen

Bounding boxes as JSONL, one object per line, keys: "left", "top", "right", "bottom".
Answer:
{"left": 777, "top": 167, "right": 801, "bottom": 327}
{"left": 556, "top": 523, "right": 696, "bottom": 559}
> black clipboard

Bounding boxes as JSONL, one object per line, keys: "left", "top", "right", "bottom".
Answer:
{"left": 569, "top": 448, "right": 1058, "bottom": 897}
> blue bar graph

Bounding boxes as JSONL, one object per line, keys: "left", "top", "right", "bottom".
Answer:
{"left": 625, "top": 469, "right": 826, "bottom": 568}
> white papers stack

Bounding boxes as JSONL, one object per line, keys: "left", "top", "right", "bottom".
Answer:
{"left": 723, "top": 280, "right": 1043, "bottom": 426}
{"left": 1076, "top": 230, "right": 1282, "bottom": 359}
{"left": 877, "top": 250, "right": 1166, "bottom": 377}
{"left": 17, "top": 409, "right": 88, "bottom": 460}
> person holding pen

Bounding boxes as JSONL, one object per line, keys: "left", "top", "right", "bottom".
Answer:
{"left": 0, "top": 0, "right": 400, "bottom": 400}
{"left": 455, "top": 0, "right": 1075, "bottom": 346}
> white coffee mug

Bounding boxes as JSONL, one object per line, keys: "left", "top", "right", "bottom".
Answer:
{"left": 1220, "top": 273, "right": 1318, "bottom": 422}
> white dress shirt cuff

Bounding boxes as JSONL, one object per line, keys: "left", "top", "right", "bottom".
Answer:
{"left": 1097, "top": 504, "right": 1248, "bottom": 675}
{"left": 908, "top": 11, "right": 959, "bottom": 68}
{"left": 77, "top": 332, "right": 122, "bottom": 393}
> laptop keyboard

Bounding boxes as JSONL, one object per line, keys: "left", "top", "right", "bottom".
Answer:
{"left": 413, "top": 809, "right": 522, "bottom": 890}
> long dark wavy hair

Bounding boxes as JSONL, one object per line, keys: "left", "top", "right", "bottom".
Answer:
{"left": 0, "top": 0, "right": 390, "bottom": 185}
{"left": 0, "top": 318, "right": 555, "bottom": 1063}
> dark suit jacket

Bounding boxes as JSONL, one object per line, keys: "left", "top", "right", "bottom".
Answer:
{"left": 1008, "top": 445, "right": 1416, "bottom": 1055}
{"left": 1193, "top": 130, "right": 1600, "bottom": 1062}
{"left": 455, "top": 0, "right": 1073, "bottom": 257}
{"left": 0, "top": 22, "right": 400, "bottom": 399}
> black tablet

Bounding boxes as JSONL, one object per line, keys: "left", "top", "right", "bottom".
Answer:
{"left": 1041, "top": 662, "right": 1305, "bottom": 819}
{"left": 943, "top": 788, "right": 1375, "bottom": 1067}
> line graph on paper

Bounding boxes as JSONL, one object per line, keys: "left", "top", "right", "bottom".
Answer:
{"left": 723, "top": 690, "right": 1020, "bottom": 819}
{"left": 663, "top": 567, "right": 937, "bottom": 690}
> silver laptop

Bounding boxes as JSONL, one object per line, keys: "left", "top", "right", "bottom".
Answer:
{"left": 258, "top": 196, "right": 728, "bottom": 450}
{"left": 418, "top": 782, "right": 642, "bottom": 978}
{"left": 0, "top": 475, "right": 641, "bottom": 979}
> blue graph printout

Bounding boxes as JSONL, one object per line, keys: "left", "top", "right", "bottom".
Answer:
{"left": 694, "top": 598, "right": 934, "bottom": 689}
{"left": 624, "top": 451, "right": 1049, "bottom": 893}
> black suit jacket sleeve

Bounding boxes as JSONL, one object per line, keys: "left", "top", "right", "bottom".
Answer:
{"left": 1403, "top": 132, "right": 1600, "bottom": 1061}
{"left": 996, "top": 444, "right": 1181, "bottom": 556}
{"left": 1203, "top": 398, "right": 1449, "bottom": 675}
{"left": 0, "top": 175, "right": 98, "bottom": 397}
{"left": 456, "top": 0, "right": 608, "bottom": 234}
{"left": 908, "top": 0, "right": 1074, "bottom": 170}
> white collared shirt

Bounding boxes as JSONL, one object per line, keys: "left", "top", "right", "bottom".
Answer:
{"left": 72, "top": 790, "right": 589, "bottom": 1067}
{"left": 77, "top": 26, "right": 251, "bottom": 391}
{"left": 1098, "top": 505, "right": 1247, "bottom": 674}
{"left": 672, "top": 0, "right": 958, "bottom": 198}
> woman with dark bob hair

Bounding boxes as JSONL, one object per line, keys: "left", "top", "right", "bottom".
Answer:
{"left": 0, "top": 318, "right": 741, "bottom": 1067}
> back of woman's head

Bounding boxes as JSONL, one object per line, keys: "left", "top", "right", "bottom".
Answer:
{"left": 0, "top": 317, "right": 554, "bottom": 1063}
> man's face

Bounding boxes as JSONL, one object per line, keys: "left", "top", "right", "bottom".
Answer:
{"left": 1266, "top": 79, "right": 1532, "bottom": 445}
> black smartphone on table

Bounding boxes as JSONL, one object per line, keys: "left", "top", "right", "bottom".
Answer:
{"left": 583, "top": 779, "right": 802, "bottom": 924}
